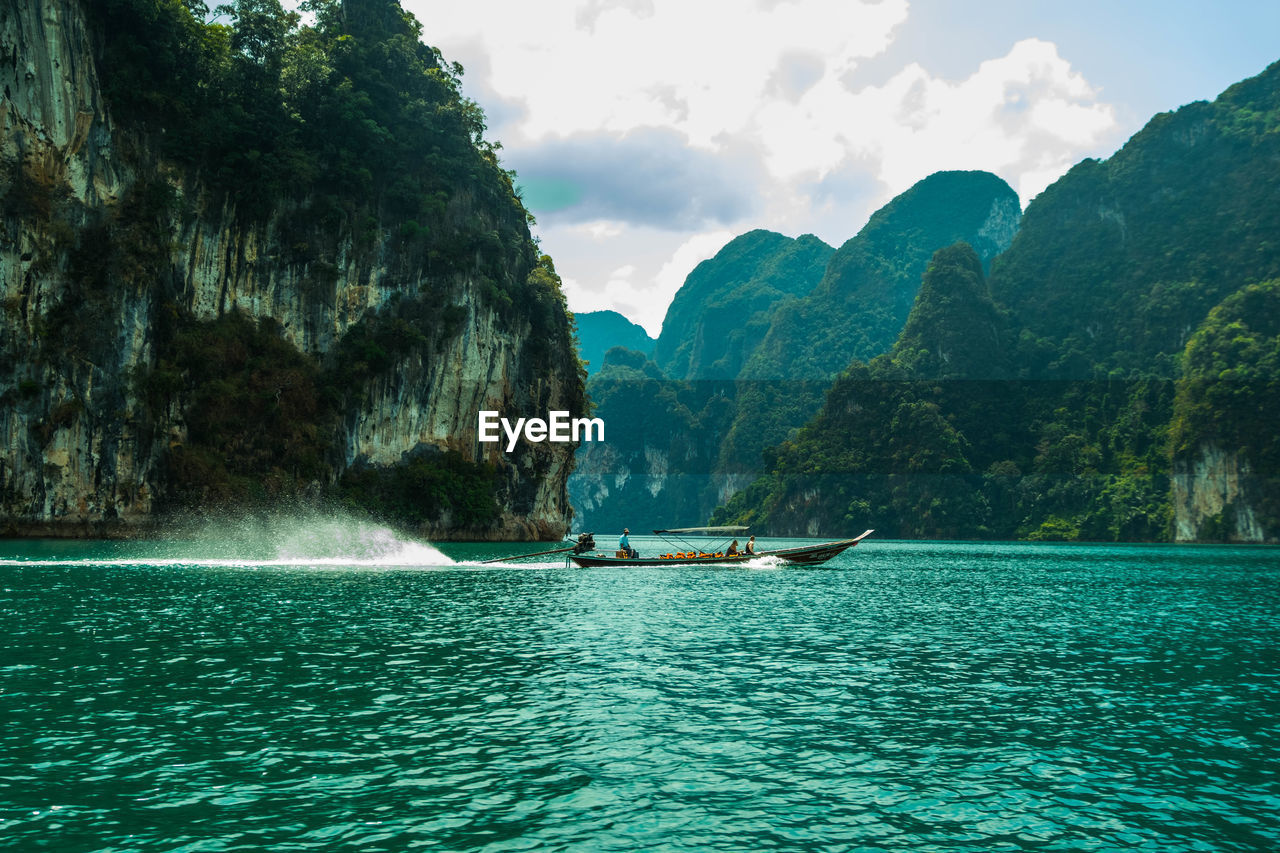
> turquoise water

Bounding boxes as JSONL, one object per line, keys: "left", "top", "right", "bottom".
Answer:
{"left": 2, "top": 523, "right": 1278, "bottom": 851}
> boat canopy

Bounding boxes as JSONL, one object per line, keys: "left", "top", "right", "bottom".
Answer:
{"left": 652, "top": 526, "right": 750, "bottom": 535}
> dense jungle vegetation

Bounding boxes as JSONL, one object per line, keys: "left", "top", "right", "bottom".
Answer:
{"left": 87, "top": 0, "right": 524, "bottom": 234}
{"left": 721, "top": 172, "right": 1020, "bottom": 481}
{"left": 712, "top": 244, "right": 1173, "bottom": 540}
{"left": 714, "top": 61, "right": 1280, "bottom": 540}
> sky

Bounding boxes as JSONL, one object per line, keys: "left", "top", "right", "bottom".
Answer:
{"left": 405, "top": 0, "right": 1280, "bottom": 337}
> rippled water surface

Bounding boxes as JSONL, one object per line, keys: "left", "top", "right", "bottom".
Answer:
{"left": 2, "top": 529, "right": 1278, "bottom": 851}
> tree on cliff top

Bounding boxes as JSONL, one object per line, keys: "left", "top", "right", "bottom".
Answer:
{"left": 87, "top": 0, "right": 520, "bottom": 232}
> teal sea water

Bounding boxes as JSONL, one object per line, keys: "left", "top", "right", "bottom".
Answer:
{"left": 2, "top": 522, "right": 1278, "bottom": 852}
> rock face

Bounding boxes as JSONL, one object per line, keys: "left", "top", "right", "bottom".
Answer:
{"left": 1171, "top": 445, "right": 1267, "bottom": 542}
{"left": 1166, "top": 279, "right": 1280, "bottom": 544}
{"left": 0, "top": 0, "right": 582, "bottom": 539}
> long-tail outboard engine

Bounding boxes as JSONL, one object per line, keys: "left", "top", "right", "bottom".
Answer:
{"left": 573, "top": 532, "right": 596, "bottom": 554}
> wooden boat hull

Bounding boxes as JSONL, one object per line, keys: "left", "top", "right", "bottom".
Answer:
{"left": 567, "top": 531, "right": 872, "bottom": 568}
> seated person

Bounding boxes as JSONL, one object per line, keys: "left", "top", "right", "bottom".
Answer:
{"left": 619, "top": 528, "right": 638, "bottom": 559}
{"left": 726, "top": 539, "right": 740, "bottom": 556}
{"left": 744, "top": 536, "right": 756, "bottom": 555}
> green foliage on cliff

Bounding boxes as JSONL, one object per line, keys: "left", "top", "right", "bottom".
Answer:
{"left": 142, "top": 306, "right": 503, "bottom": 525}
{"left": 568, "top": 347, "right": 735, "bottom": 532}
{"left": 1170, "top": 280, "right": 1280, "bottom": 534}
{"left": 742, "top": 171, "right": 1020, "bottom": 383}
{"left": 338, "top": 451, "right": 501, "bottom": 530}
{"left": 83, "top": 0, "right": 547, "bottom": 327}
{"left": 148, "top": 309, "right": 336, "bottom": 508}
{"left": 989, "top": 63, "right": 1280, "bottom": 377}
{"left": 39, "top": 175, "right": 180, "bottom": 360}
{"left": 890, "top": 244, "right": 1011, "bottom": 379}
{"left": 719, "top": 172, "right": 1021, "bottom": 484}
{"left": 86, "top": 0, "right": 517, "bottom": 218}
{"left": 714, "top": 245, "right": 998, "bottom": 538}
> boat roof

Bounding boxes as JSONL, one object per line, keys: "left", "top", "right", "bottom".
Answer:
{"left": 652, "top": 525, "right": 749, "bottom": 535}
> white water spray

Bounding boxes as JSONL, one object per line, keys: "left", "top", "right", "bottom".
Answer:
{"left": 268, "top": 516, "right": 453, "bottom": 566}
{"left": 0, "top": 511, "right": 456, "bottom": 569}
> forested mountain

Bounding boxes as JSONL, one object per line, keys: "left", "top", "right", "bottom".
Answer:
{"left": 715, "top": 60, "right": 1280, "bottom": 542}
{"left": 570, "top": 173, "right": 1021, "bottom": 532}
{"left": 720, "top": 171, "right": 1020, "bottom": 484}
{"left": 574, "top": 311, "right": 654, "bottom": 375}
{"left": 0, "top": 0, "right": 583, "bottom": 538}
{"left": 743, "top": 171, "right": 1020, "bottom": 382}
{"left": 989, "top": 65, "right": 1280, "bottom": 378}
{"left": 652, "top": 230, "right": 832, "bottom": 381}
{"left": 714, "top": 245, "right": 1036, "bottom": 539}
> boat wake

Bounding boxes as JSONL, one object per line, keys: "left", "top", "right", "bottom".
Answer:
{"left": 742, "top": 555, "right": 786, "bottom": 569}
{"left": 0, "top": 513, "right": 456, "bottom": 569}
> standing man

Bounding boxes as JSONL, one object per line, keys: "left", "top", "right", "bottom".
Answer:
{"left": 619, "top": 528, "right": 637, "bottom": 559}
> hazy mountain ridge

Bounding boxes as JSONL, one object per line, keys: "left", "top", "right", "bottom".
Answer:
{"left": 574, "top": 310, "right": 655, "bottom": 376}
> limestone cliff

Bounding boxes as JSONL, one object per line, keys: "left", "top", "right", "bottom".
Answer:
{"left": 1171, "top": 445, "right": 1268, "bottom": 542}
{"left": 0, "top": 0, "right": 584, "bottom": 539}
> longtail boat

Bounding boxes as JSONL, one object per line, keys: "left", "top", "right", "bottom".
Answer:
{"left": 565, "top": 527, "right": 873, "bottom": 568}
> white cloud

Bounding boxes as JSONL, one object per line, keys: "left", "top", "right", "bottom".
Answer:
{"left": 755, "top": 38, "right": 1116, "bottom": 204}
{"left": 408, "top": 2, "right": 1119, "bottom": 325}
{"left": 583, "top": 222, "right": 623, "bottom": 239}
{"left": 651, "top": 230, "right": 736, "bottom": 335}
{"left": 556, "top": 227, "right": 734, "bottom": 337}
{"left": 410, "top": 0, "right": 910, "bottom": 146}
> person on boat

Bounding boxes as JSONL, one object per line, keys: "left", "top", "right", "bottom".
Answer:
{"left": 727, "top": 540, "right": 740, "bottom": 556}
{"left": 744, "top": 536, "right": 756, "bottom": 555}
{"left": 619, "top": 528, "right": 637, "bottom": 559}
